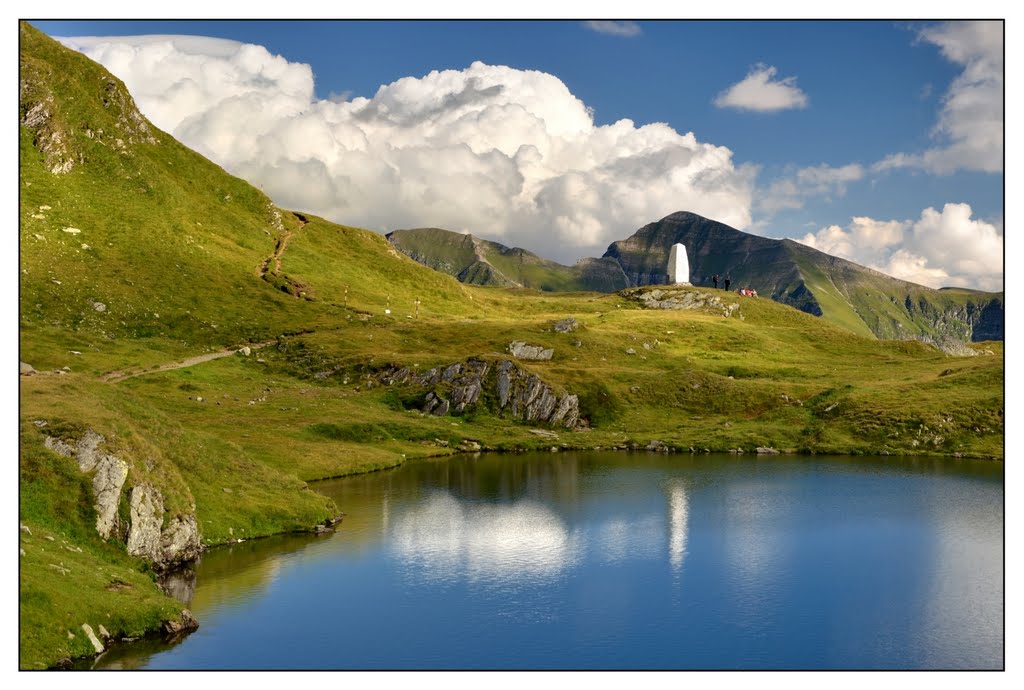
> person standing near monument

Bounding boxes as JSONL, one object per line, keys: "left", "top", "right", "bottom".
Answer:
{"left": 725, "top": 275, "right": 731, "bottom": 291}
{"left": 713, "top": 274, "right": 719, "bottom": 289}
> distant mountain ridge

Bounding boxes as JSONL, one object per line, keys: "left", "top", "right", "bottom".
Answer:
{"left": 386, "top": 227, "right": 628, "bottom": 292}
{"left": 389, "top": 213, "right": 1003, "bottom": 342}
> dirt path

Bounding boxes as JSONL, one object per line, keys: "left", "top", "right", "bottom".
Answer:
{"left": 101, "top": 340, "right": 277, "bottom": 383}
{"left": 258, "top": 212, "right": 308, "bottom": 279}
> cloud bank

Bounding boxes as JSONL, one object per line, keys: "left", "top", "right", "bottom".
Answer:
{"left": 583, "top": 20, "right": 642, "bottom": 38}
{"left": 796, "top": 203, "right": 1003, "bottom": 291}
{"left": 60, "top": 34, "right": 753, "bottom": 263}
{"left": 875, "top": 21, "right": 1003, "bottom": 174}
{"left": 713, "top": 64, "right": 808, "bottom": 113}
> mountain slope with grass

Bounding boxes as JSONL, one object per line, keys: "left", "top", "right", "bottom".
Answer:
{"left": 18, "top": 22, "right": 1003, "bottom": 669}
{"left": 387, "top": 227, "right": 629, "bottom": 292}
{"left": 603, "top": 211, "right": 1004, "bottom": 342}
{"left": 388, "top": 214, "right": 1003, "bottom": 344}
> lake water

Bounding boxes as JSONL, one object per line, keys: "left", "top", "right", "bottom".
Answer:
{"left": 90, "top": 452, "right": 1003, "bottom": 670}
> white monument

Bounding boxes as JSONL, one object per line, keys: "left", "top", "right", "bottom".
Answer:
{"left": 667, "top": 243, "right": 690, "bottom": 284}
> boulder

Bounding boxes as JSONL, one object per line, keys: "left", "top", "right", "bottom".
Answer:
{"left": 19, "top": 361, "right": 37, "bottom": 376}
{"left": 162, "top": 609, "right": 199, "bottom": 638}
{"left": 552, "top": 317, "right": 579, "bottom": 333}
{"left": 81, "top": 624, "right": 104, "bottom": 654}
{"left": 508, "top": 341, "right": 554, "bottom": 361}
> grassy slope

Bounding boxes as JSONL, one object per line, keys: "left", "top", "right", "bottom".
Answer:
{"left": 18, "top": 23, "right": 1004, "bottom": 668}
{"left": 389, "top": 226, "right": 619, "bottom": 292}
{"left": 785, "top": 240, "right": 1002, "bottom": 341}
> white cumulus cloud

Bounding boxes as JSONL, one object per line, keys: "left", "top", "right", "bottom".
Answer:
{"left": 758, "top": 162, "right": 865, "bottom": 215}
{"left": 874, "top": 21, "right": 1003, "bottom": 175}
{"left": 713, "top": 64, "right": 809, "bottom": 113}
{"left": 60, "top": 34, "right": 754, "bottom": 262}
{"left": 796, "top": 202, "right": 1003, "bottom": 291}
{"left": 583, "top": 20, "right": 642, "bottom": 38}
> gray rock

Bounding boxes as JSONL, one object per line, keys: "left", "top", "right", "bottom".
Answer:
{"left": 81, "top": 624, "right": 104, "bottom": 654}
{"left": 92, "top": 454, "right": 128, "bottom": 540}
{"left": 376, "top": 357, "right": 579, "bottom": 429}
{"left": 755, "top": 447, "right": 780, "bottom": 455}
{"left": 553, "top": 317, "right": 579, "bottom": 333}
{"left": 19, "top": 361, "right": 37, "bottom": 376}
{"left": 508, "top": 341, "right": 554, "bottom": 361}
{"left": 126, "top": 485, "right": 164, "bottom": 562}
{"left": 625, "top": 287, "right": 740, "bottom": 318}
{"left": 625, "top": 348, "right": 637, "bottom": 355}
{"left": 160, "top": 515, "right": 201, "bottom": 565}
{"left": 162, "top": 609, "right": 199, "bottom": 638}
{"left": 237, "top": 346, "right": 251, "bottom": 356}
{"left": 92, "top": 302, "right": 107, "bottom": 312}
{"left": 126, "top": 485, "right": 201, "bottom": 569}
{"left": 73, "top": 429, "right": 106, "bottom": 472}
{"left": 98, "top": 625, "right": 111, "bottom": 641}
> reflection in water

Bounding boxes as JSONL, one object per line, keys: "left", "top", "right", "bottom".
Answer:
{"left": 596, "top": 515, "right": 662, "bottom": 564}
{"left": 919, "top": 478, "right": 1004, "bottom": 668}
{"left": 389, "top": 492, "right": 579, "bottom": 584}
{"left": 725, "top": 482, "right": 784, "bottom": 584}
{"left": 667, "top": 479, "right": 688, "bottom": 572}
{"left": 89, "top": 452, "right": 1003, "bottom": 670}
{"left": 160, "top": 568, "right": 196, "bottom": 606}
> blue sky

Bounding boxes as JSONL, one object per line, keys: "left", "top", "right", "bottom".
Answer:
{"left": 32, "top": 19, "right": 1004, "bottom": 290}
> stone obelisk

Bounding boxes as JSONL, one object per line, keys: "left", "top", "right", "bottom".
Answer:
{"left": 668, "top": 243, "right": 690, "bottom": 285}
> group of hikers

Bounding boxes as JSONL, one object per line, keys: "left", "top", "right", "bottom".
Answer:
{"left": 710, "top": 274, "right": 758, "bottom": 297}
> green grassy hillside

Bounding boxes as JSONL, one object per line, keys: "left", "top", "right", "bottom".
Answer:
{"left": 18, "top": 22, "right": 1004, "bottom": 669}
{"left": 388, "top": 227, "right": 628, "bottom": 292}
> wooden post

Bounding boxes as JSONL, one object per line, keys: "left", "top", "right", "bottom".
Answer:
{"left": 344, "top": 285, "right": 349, "bottom": 308}
{"left": 415, "top": 299, "right": 421, "bottom": 319}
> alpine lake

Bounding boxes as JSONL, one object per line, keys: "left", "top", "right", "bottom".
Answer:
{"left": 86, "top": 451, "right": 1003, "bottom": 670}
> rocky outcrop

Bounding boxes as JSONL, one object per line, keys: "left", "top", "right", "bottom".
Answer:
{"left": 376, "top": 357, "right": 580, "bottom": 428}
{"left": 624, "top": 286, "right": 740, "bottom": 318}
{"left": 43, "top": 431, "right": 128, "bottom": 540}
{"left": 508, "top": 341, "right": 554, "bottom": 360}
{"left": 42, "top": 428, "right": 201, "bottom": 569}
{"left": 495, "top": 360, "right": 580, "bottom": 427}
{"left": 912, "top": 335, "right": 981, "bottom": 358}
{"left": 127, "top": 485, "right": 202, "bottom": 570}
{"left": 162, "top": 609, "right": 199, "bottom": 639}
{"left": 552, "top": 318, "right": 580, "bottom": 333}
{"left": 92, "top": 455, "right": 129, "bottom": 540}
